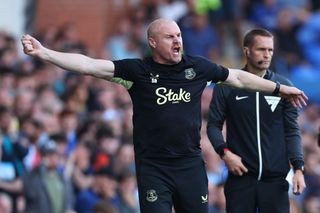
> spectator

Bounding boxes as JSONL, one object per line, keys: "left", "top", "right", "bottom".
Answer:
{"left": 93, "top": 200, "right": 118, "bottom": 213}
{"left": 0, "top": 106, "right": 27, "bottom": 213}
{"left": 20, "top": 117, "right": 45, "bottom": 171}
{"left": 181, "top": 13, "right": 220, "bottom": 59}
{"left": 249, "top": 0, "right": 283, "bottom": 31}
{"left": 0, "top": 139, "right": 75, "bottom": 213}
{"left": 75, "top": 167, "right": 119, "bottom": 213}
{"left": 117, "top": 170, "right": 139, "bottom": 213}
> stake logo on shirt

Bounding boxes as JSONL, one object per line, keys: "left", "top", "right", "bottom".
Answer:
{"left": 156, "top": 87, "right": 191, "bottom": 105}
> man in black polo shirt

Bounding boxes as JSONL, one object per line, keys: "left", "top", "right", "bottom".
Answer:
{"left": 21, "top": 19, "right": 307, "bottom": 213}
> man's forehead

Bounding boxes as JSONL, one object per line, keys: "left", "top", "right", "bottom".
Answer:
{"left": 253, "top": 36, "right": 273, "bottom": 43}
{"left": 158, "top": 23, "right": 180, "bottom": 34}
{"left": 252, "top": 36, "right": 273, "bottom": 46}
{"left": 148, "top": 19, "right": 180, "bottom": 36}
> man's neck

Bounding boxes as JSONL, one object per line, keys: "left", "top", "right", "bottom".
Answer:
{"left": 245, "top": 64, "right": 267, "bottom": 77}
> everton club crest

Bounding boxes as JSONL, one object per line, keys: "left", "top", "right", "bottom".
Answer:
{"left": 184, "top": 68, "right": 196, "bottom": 80}
{"left": 146, "top": 189, "right": 158, "bottom": 202}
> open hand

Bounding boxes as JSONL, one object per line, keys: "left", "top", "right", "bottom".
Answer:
{"left": 279, "top": 85, "right": 308, "bottom": 108}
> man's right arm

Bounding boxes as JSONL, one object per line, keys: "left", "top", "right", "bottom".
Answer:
{"left": 21, "top": 34, "right": 115, "bottom": 80}
{"left": 207, "top": 85, "right": 248, "bottom": 176}
{"left": 207, "top": 85, "right": 227, "bottom": 154}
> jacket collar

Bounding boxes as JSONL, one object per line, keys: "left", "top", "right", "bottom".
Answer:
{"left": 242, "top": 65, "right": 273, "bottom": 80}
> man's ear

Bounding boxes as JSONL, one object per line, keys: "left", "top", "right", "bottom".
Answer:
{"left": 243, "top": 47, "right": 249, "bottom": 57}
{"left": 148, "top": 38, "right": 156, "bottom": 49}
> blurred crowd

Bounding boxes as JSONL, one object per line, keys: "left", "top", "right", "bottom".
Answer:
{"left": 0, "top": 0, "right": 319, "bottom": 213}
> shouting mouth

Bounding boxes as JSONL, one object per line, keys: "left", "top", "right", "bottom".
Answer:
{"left": 172, "top": 46, "right": 181, "bottom": 55}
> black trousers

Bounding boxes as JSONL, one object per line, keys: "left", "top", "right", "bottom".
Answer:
{"left": 224, "top": 174, "right": 289, "bottom": 213}
{"left": 136, "top": 156, "right": 208, "bottom": 213}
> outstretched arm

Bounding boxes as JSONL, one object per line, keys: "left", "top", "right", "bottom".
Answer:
{"left": 224, "top": 68, "right": 308, "bottom": 108}
{"left": 21, "top": 34, "right": 115, "bottom": 80}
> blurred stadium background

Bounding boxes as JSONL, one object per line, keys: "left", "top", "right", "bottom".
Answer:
{"left": 0, "top": 0, "right": 319, "bottom": 213}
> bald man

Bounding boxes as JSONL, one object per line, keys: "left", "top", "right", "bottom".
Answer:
{"left": 21, "top": 18, "right": 307, "bottom": 213}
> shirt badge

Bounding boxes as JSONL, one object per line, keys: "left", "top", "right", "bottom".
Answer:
{"left": 184, "top": 68, "right": 196, "bottom": 80}
{"left": 146, "top": 189, "right": 158, "bottom": 202}
{"left": 264, "top": 96, "right": 281, "bottom": 112}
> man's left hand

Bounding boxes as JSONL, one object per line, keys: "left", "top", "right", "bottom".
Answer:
{"left": 279, "top": 85, "right": 308, "bottom": 109}
{"left": 292, "top": 170, "right": 306, "bottom": 195}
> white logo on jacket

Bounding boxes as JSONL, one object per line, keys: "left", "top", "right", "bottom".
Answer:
{"left": 235, "top": 95, "right": 249, "bottom": 100}
{"left": 264, "top": 96, "right": 281, "bottom": 112}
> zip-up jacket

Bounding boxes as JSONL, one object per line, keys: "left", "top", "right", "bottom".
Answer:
{"left": 207, "top": 69, "right": 304, "bottom": 180}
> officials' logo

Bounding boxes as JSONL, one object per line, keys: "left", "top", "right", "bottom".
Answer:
{"left": 201, "top": 194, "right": 208, "bottom": 203}
{"left": 235, "top": 95, "right": 248, "bottom": 101}
{"left": 184, "top": 68, "right": 196, "bottom": 80}
{"left": 150, "top": 73, "right": 159, "bottom": 83}
{"left": 264, "top": 96, "right": 281, "bottom": 112}
{"left": 146, "top": 189, "right": 158, "bottom": 202}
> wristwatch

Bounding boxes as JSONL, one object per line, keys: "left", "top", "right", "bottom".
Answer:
{"left": 272, "top": 81, "right": 281, "bottom": 95}
{"left": 294, "top": 166, "right": 305, "bottom": 174}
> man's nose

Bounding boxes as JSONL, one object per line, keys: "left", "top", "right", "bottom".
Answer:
{"left": 173, "top": 36, "right": 180, "bottom": 43}
{"left": 264, "top": 50, "right": 272, "bottom": 58}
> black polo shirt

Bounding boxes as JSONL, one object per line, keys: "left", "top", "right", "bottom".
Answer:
{"left": 113, "top": 55, "right": 229, "bottom": 159}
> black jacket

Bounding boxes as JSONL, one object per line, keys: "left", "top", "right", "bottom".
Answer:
{"left": 207, "top": 69, "right": 304, "bottom": 180}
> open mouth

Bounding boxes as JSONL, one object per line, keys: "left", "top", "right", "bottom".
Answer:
{"left": 173, "top": 47, "right": 181, "bottom": 54}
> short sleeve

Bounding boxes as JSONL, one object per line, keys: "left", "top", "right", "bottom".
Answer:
{"left": 211, "top": 64, "right": 229, "bottom": 83}
{"left": 113, "top": 59, "right": 140, "bottom": 82}
{"left": 200, "top": 57, "right": 229, "bottom": 83}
